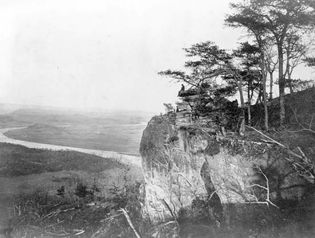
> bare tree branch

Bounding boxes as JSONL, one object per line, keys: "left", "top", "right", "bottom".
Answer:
{"left": 119, "top": 208, "right": 142, "bottom": 238}
{"left": 247, "top": 167, "right": 279, "bottom": 208}
{"left": 246, "top": 126, "right": 315, "bottom": 182}
{"left": 288, "top": 105, "right": 315, "bottom": 134}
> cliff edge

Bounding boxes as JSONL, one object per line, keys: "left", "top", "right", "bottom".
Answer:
{"left": 139, "top": 113, "right": 312, "bottom": 225}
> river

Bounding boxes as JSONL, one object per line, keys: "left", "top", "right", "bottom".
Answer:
{"left": 0, "top": 127, "right": 141, "bottom": 167}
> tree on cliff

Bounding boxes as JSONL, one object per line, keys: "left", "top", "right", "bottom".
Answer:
{"left": 265, "top": 43, "right": 278, "bottom": 101}
{"left": 159, "top": 40, "right": 270, "bottom": 131}
{"left": 226, "top": 10, "right": 270, "bottom": 129}
{"left": 159, "top": 42, "right": 238, "bottom": 117}
{"left": 159, "top": 42, "right": 233, "bottom": 90}
{"left": 283, "top": 31, "right": 309, "bottom": 93}
{"left": 226, "top": 0, "right": 315, "bottom": 126}
{"left": 232, "top": 42, "right": 264, "bottom": 127}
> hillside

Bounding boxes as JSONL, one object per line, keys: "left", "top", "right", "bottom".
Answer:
{"left": 249, "top": 87, "right": 315, "bottom": 129}
{"left": 0, "top": 143, "right": 143, "bottom": 238}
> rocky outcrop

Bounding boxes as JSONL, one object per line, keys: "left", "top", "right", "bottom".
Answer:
{"left": 139, "top": 114, "right": 310, "bottom": 224}
{"left": 140, "top": 115, "right": 215, "bottom": 222}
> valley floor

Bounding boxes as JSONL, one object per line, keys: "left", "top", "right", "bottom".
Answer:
{"left": 0, "top": 127, "right": 142, "bottom": 167}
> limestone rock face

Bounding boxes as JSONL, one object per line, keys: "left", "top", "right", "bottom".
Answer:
{"left": 139, "top": 115, "right": 308, "bottom": 223}
{"left": 140, "top": 115, "right": 213, "bottom": 222}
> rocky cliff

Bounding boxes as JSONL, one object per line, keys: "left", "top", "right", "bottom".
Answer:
{"left": 139, "top": 113, "right": 311, "bottom": 224}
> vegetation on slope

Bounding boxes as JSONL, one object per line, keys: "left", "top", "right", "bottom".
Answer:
{"left": 0, "top": 142, "right": 144, "bottom": 238}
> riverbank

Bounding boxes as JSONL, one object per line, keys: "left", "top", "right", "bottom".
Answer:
{"left": 0, "top": 128, "right": 141, "bottom": 167}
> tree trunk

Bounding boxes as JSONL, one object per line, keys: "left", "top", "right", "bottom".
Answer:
{"left": 247, "top": 81, "right": 251, "bottom": 126}
{"left": 256, "top": 87, "right": 262, "bottom": 105}
{"left": 288, "top": 72, "right": 294, "bottom": 94}
{"left": 278, "top": 43, "right": 286, "bottom": 126}
{"left": 237, "top": 76, "right": 245, "bottom": 135}
{"left": 262, "top": 71, "right": 269, "bottom": 130}
{"left": 237, "top": 77, "right": 245, "bottom": 114}
{"left": 261, "top": 52, "right": 269, "bottom": 131}
{"left": 285, "top": 51, "right": 294, "bottom": 94}
{"left": 269, "top": 72, "right": 273, "bottom": 100}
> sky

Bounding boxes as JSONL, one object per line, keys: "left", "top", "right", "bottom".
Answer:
{"left": 0, "top": 0, "right": 313, "bottom": 113}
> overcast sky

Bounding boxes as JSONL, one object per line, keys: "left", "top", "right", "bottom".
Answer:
{"left": 0, "top": 0, "right": 312, "bottom": 113}
{"left": 0, "top": 0, "right": 242, "bottom": 112}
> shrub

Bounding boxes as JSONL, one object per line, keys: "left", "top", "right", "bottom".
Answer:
{"left": 57, "top": 185, "right": 65, "bottom": 196}
{"left": 74, "top": 182, "right": 93, "bottom": 198}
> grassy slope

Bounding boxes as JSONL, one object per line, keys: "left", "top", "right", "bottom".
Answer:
{"left": 0, "top": 142, "right": 143, "bottom": 237}
{"left": 0, "top": 143, "right": 143, "bottom": 196}
{"left": 250, "top": 87, "right": 315, "bottom": 129}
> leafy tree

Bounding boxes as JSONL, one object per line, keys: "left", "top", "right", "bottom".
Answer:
{"left": 265, "top": 43, "right": 278, "bottom": 100}
{"left": 159, "top": 40, "right": 272, "bottom": 131}
{"left": 159, "top": 42, "right": 231, "bottom": 89}
{"left": 159, "top": 42, "right": 237, "bottom": 118}
{"left": 225, "top": 10, "right": 270, "bottom": 129}
{"left": 74, "top": 182, "right": 93, "bottom": 198}
{"left": 226, "top": 12, "right": 269, "bottom": 130}
{"left": 226, "top": 0, "right": 315, "bottom": 126}
{"left": 304, "top": 57, "right": 315, "bottom": 67}
{"left": 283, "top": 31, "right": 309, "bottom": 93}
{"left": 233, "top": 42, "right": 263, "bottom": 126}
{"left": 57, "top": 185, "right": 65, "bottom": 197}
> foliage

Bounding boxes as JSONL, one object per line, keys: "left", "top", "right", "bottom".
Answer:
{"left": 56, "top": 185, "right": 65, "bottom": 196}
{"left": 159, "top": 42, "right": 238, "bottom": 101}
{"left": 226, "top": 0, "right": 315, "bottom": 125}
{"left": 159, "top": 41, "right": 231, "bottom": 88}
{"left": 160, "top": 0, "right": 315, "bottom": 130}
{"left": 74, "top": 182, "right": 94, "bottom": 198}
{"left": 7, "top": 178, "right": 145, "bottom": 238}
{"left": 159, "top": 41, "right": 245, "bottom": 124}
{"left": 304, "top": 56, "right": 315, "bottom": 67}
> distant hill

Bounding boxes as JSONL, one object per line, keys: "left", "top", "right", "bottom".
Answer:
{"left": 0, "top": 103, "right": 24, "bottom": 114}
{"left": 6, "top": 107, "right": 153, "bottom": 125}
{"left": 0, "top": 105, "right": 154, "bottom": 129}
